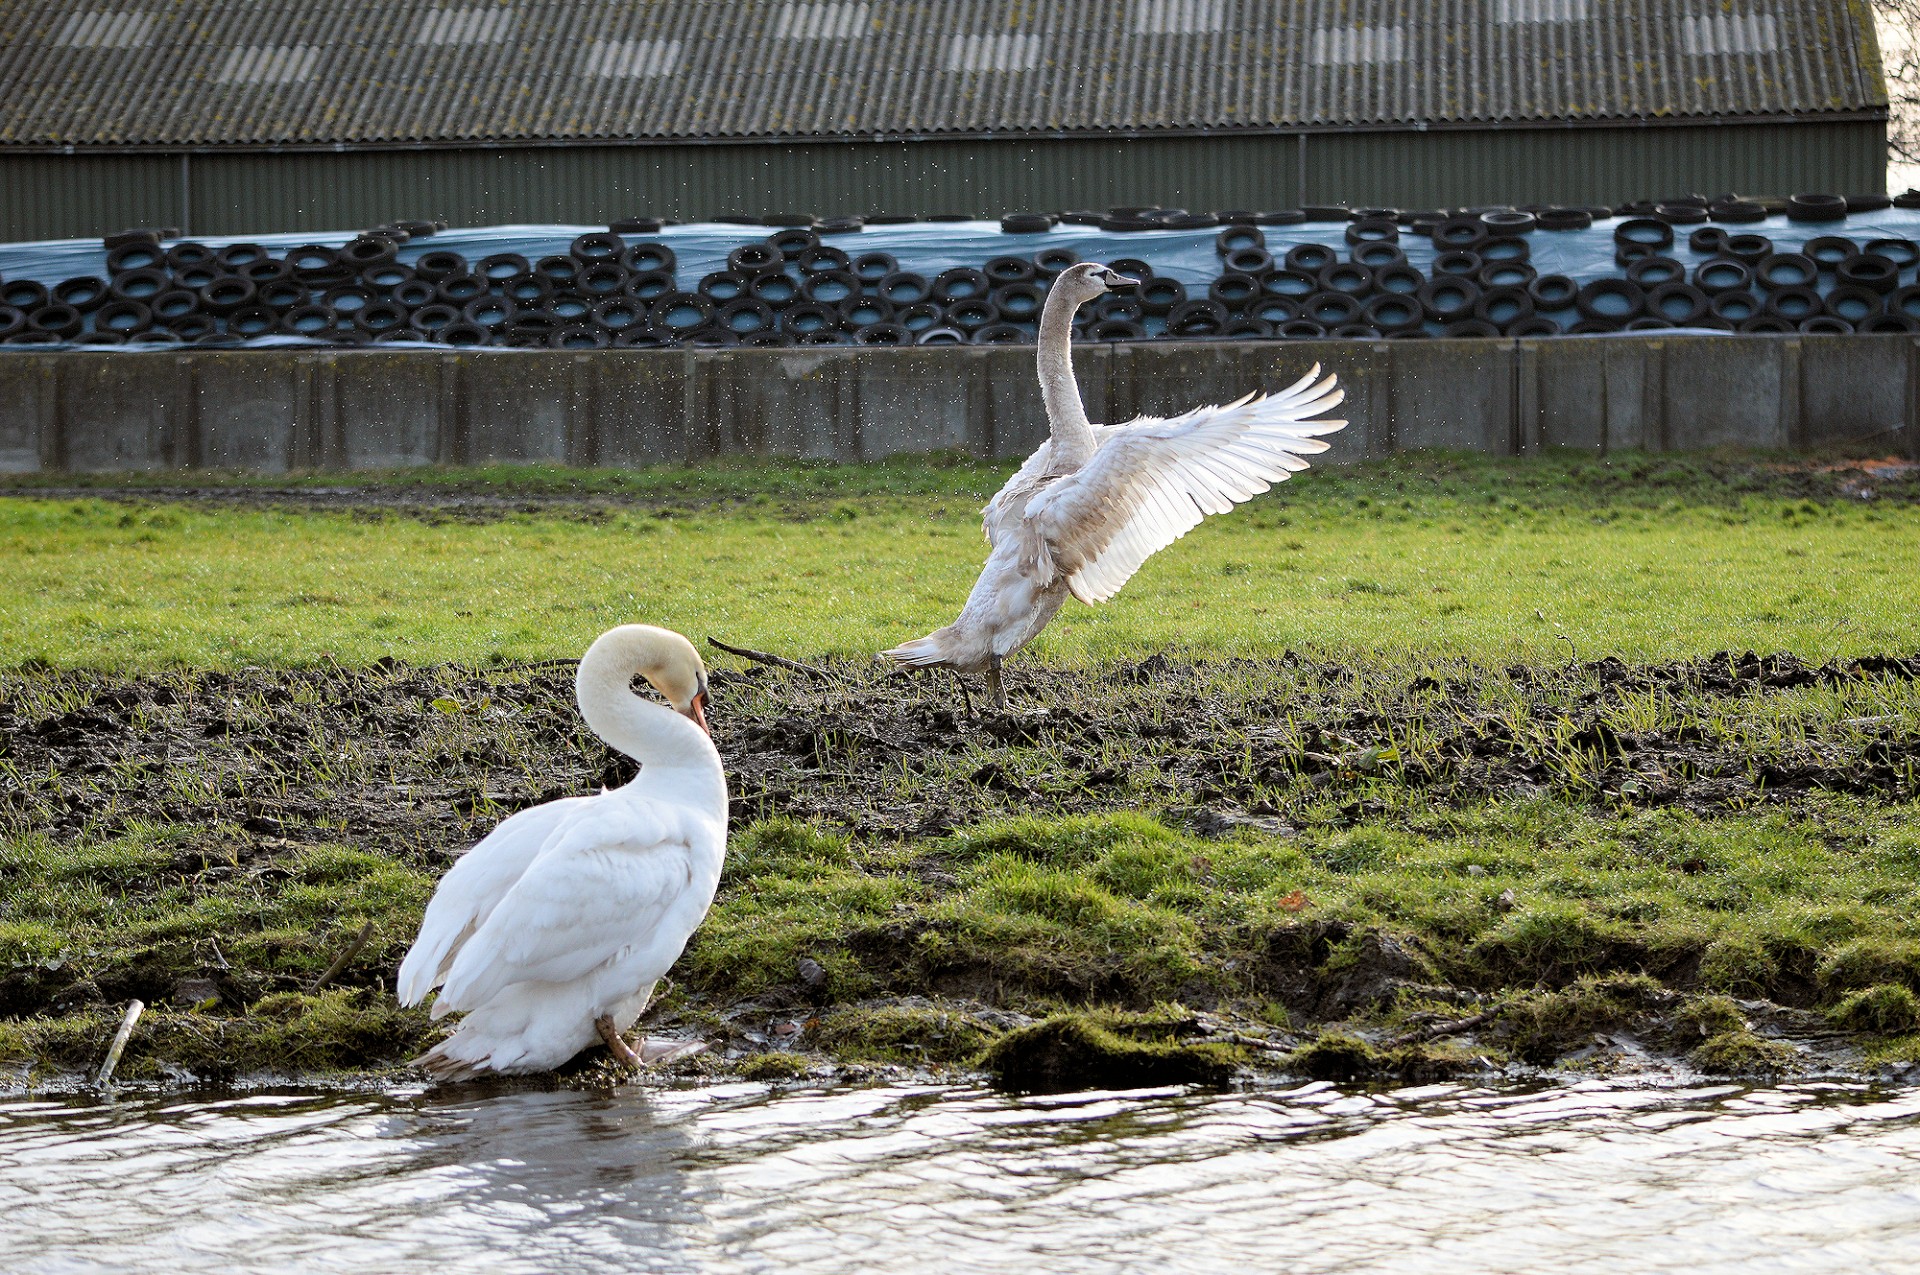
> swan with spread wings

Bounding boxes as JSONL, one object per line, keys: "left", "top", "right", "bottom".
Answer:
{"left": 883, "top": 262, "right": 1347, "bottom": 709}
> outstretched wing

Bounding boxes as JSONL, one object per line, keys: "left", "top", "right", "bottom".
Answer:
{"left": 396, "top": 796, "right": 592, "bottom": 1006}
{"left": 431, "top": 802, "right": 711, "bottom": 1017}
{"left": 1024, "top": 365, "right": 1345, "bottom": 604}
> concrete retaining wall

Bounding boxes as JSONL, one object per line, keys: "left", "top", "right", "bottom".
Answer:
{"left": 0, "top": 336, "right": 1913, "bottom": 475}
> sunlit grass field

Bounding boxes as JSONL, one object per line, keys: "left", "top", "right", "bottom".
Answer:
{"left": 3, "top": 452, "right": 1916, "bottom": 671}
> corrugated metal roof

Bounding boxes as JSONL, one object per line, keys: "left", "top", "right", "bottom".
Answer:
{"left": 0, "top": 0, "right": 1886, "bottom": 149}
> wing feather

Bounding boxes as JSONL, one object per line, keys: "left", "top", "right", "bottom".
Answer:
{"left": 1025, "top": 367, "right": 1346, "bottom": 605}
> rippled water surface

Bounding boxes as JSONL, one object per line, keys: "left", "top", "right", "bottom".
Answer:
{"left": 3, "top": 1079, "right": 1918, "bottom": 1274}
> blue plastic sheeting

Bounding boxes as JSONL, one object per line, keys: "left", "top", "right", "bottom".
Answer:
{"left": 7, "top": 213, "right": 1920, "bottom": 290}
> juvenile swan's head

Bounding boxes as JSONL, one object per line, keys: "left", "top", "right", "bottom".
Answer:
{"left": 583, "top": 624, "right": 711, "bottom": 735}
{"left": 1051, "top": 262, "right": 1139, "bottom": 309}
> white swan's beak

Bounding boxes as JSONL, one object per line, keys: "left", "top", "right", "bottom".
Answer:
{"left": 683, "top": 675, "right": 711, "bottom": 735}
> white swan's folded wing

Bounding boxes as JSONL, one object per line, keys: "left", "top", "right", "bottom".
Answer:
{"left": 396, "top": 796, "right": 592, "bottom": 1006}
{"left": 1024, "top": 365, "right": 1345, "bottom": 604}
{"left": 432, "top": 804, "right": 702, "bottom": 1016}
{"left": 982, "top": 438, "right": 1058, "bottom": 546}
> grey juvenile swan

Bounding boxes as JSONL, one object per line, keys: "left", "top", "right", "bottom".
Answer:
{"left": 882, "top": 262, "right": 1347, "bottom": 709}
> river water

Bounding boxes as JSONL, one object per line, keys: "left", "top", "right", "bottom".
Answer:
{"left": 2, "top": 1078, "right": 1917, "bottom": 1274}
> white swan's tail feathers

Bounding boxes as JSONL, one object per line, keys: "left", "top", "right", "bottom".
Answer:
{"left": 880, "top": 633, "right": 952, "bottom": 668}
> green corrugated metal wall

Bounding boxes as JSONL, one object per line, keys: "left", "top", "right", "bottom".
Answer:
{"left": 0, "top": 121, "right": 1886, "bottom": 240}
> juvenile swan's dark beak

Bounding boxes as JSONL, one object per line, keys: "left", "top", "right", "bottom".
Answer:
{"left": 1107, "top": 272, "right": 1140, "bottom": 290}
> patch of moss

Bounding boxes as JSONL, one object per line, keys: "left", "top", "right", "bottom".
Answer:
{"left": 1689, "top": 1030, "right": 1800, "bottom": 1075}
{"left": 1819, "top": 940, "right": 1920, "bottom": 996}
{"left": 734, "top": 1053, "right": 815, "bottom": 1082}
{"left": 980, "top": 1013, "right": 1238, "bottom": 1093}
{"left": 1674, "top": 994, "right": 1748, "bottom": 1041}
{"left": 1829, "top": 984, "right": 1920, "bottom": 1035}
{"left": 815, "top": 1003, "right": 1000, "bottom": 1065}
{"left": 1289, "top": 1033, "right": 1379, "bottom": 1081}
{"left": 1499, "top": 975, "right": 1665, "bottom": 1065}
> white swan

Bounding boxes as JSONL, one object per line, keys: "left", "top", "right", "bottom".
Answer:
{"left": 882, "top": 262, "right": 1348, "bottom": 708}
{"left": 397, "top": 624, "right": 727, "bottom": 1080}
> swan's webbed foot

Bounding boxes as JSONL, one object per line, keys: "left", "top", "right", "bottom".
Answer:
{"left": 595, "top": 1014, "right": 644, "bottom": 1068}
{"left": 639, "top": 1038, "right": 707, "bottom": 1064}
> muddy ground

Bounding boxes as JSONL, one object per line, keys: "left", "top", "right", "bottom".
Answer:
{"left": 4, "top": 648, "right": 1919, "bottom": 1090}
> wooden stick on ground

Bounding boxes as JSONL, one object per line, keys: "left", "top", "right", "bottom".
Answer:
{"left": 95, "top": 999, "right": 145, "bottom": 1087}
{"left": 1382, "top": 1008, "right": 1502, "bottom": 1050}
{"left": 707, "top": 637, "right": 833, "bottom": 681}
{"left": 309, "top": 921, "right": 375, "bottom": 993}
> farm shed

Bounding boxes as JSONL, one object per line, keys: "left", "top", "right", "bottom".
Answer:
{"left": 0, "top": 0, "right": 1892, "bottom": 240}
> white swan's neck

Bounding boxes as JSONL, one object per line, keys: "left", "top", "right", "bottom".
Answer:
{"left": 574, "top": 642, "right": 724, "bottom": 802}
{"left": 1038, "top": 284, "right": 1097, "bottom": 469}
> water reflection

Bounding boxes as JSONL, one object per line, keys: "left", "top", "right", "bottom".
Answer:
{"left": 1, "top": 1080, "right": 1917, "bottom": 1274}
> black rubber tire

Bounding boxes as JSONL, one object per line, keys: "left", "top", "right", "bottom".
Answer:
{"left": 801, "top": 269, "right": 860, "bottom": 306}
{"left": 52, "top": 277, "right": 108, "bottom": 312}
{"left": 346, "top": 301, "right": 404, "bottom": 335}
{"left": 1527, "top": 274, "right": 1578, "bottom": 310}
{"left": 170, "top": 311, "right": 223, "bottom": 338}
{"left": 1644, "top": 282, "right": 1710, "bottom": 325}
{"left": 1799, "top": 316, "right": 1853, "bottom": 334}
{"left": 1709, "top": 200, "right": 1768, "bottom": 224}
{"left": 412, "top": 250, "right": 465, "bottom": 282}
{"left": 1345, "top": 218, "right": 1399, "bottom": 245}
{"left": 1709, "top": 291, "right": 1762, "bottom": 323}
{"left": 1786, "top": 193, "right": 1848, "bottom": 222}
{"left": 1250, "top": 296, "right": 1303, "bottom": 325}
{"left": 1822, "top": 285, "right": 1883, "bottom": 324}
{"left": 1137, "top": 276, "right": 1188, "bottom": 315}
{"left": 1761, "top": 286, "right": 1824, "bottom": 321}
{"left": 103, "top": 228, "right": 161, "bottom": 250}
{"left": 541, "top": 323, "right": 605, "bottom": 349}
{"left": 425, "top": 322, "right": 485, "bottom": 347}
{"left": 93, "top": 300, "right": 151, "bottom": 334}
{"left": 1653, "top": 203, "right": 1709, "bottom": 225}
{"left": 1478, "top": 260, "right": 1537, "bottom": 290}
{"left": 198, "top": 275, "right": 257, "bottom": 316}
{"left": 1282, "top": 243, "right": 1338, "bottom": 274}
{"left": 397, "top": 219, "right": 443, "bottom": 238}
{"left": 766, "top": 230, "right": 817, "bottom": 262}
{"left": 1575, "top": 278, "right": 1646, "bottom": 322}
{"left": 1432, "top": 218, "right": 1490, "bottom": 250}
{"left": 1035, "top": 248, "right": 1080, "bottom": 276}
{"left": 432, "top": 273, "right": 486, "bottom": 305}
{"left": 1207, "top": 273, "right": 1261, "bottom": 310}
{"left": 624, "top": 270, "right": 677, "bottom": 303}
{"left": 1615, "top": 244, "right": 1658, "bottom": 268}
{"left": 916, "top": 326, "right": 969, "bottom": 345}
{"left": 124, "top": 329, "right": 185, "bottom": 346}
{"left": 1614, "top": 218, "right": 1674, "bottom": 250}
{"left": 506, "top": 312, "right": 563, "bottom": 339}
{"left": 1803, "top": 236, "right": 1859, "bottom": 270}
{"left": 746, "top": 273, "right": 799, "bottom": 307}
{"left": 1314, "top": 262, "right": 1373, "bottom": 298}
{"left": 500, "top": 271, "right": 553, "bottom": 304}
{"left": 1736, "top": 315, "right": 1797, "bottom": 333}
{"left": 930, "top": 267, "right": 990, "bottom": 304}
{"left": 971, "top": 323, "right": 1029, "bottom": 344}
{"left": 778, "top": 301, "right": 842, "bottom": 336}
{"left": 283, "top": 304, "right": 341, "bottom": 336}
{"left": 1303, "top": 291, "right": 1363, "bottom": 327}
{"left": 570, "top": 233, "right": 625, "bottom": 263}
{"left": 1000, "top": 214, "right": 1053, "bottom": 234}
{"left": 1837, "top": 255, "right": 1900, "bottom": 294}
{"left": 1723, "top": 234, "right": 1774, "bottom": 264}
{"left": 1754, "top": 253, "right": 1818, "bottom": 291}
{"left": 798, "top": 245, "right": 853, "bottom": 276}
{"left": 1221, "top": 318, "right": 1274, "bottom": 339}
{"left": 1418, "top": 277, "right": 1480, "bottom": 322}
{"left": 1373, "top": 263, "right": 1424, "bottom": 296}
{"left": 468, "top": 253, "right": 524, "bottom": 284}
{"left": 341, "top": 237, "right": 397, "bottom": 270}
{"left": 1507, "top": 317, "right": 1563, "bottom": 336}
{"left": 239, "top": 259, "right": 292, "bottom": 286}
{"left": 1693, "top": 260, "right": 1753, "bottom": 296}
{"left": 1847, "top": 193, "right": 1894, "bottom": 213}
{"left": 713, "top": 299, "right": 776, "bottom": 334}
{"left": 853, "top": 322, "right": 913, "bottom": 345}
{"left": 895, "top": 302, "right": 943, "bottom": 333}
{"left": 387, "top": 279, "right": 434, "bottom": 310}
{"left": 320, "top": 285, "right": 377, "bottom": 319}
{"left": 1625, "top": 256, "right": 1686, "bottom": 289}
{"left": 1350, "top": 242, "right": 1406, "bottom": 271}
{"left": 1480, "top": 238, "right": 1532, "bottom": 267}
{"left": 1865, "top": 237, "right": 1920, "bottom": 271}
{"left": 1536, "top": 208, "right": 1593, "bottom": 231}
{"left": 1441, "top": 318, "right": 1501, "bottom": 337}
{"left": 108, "top": 268, "right": 170, "bottom": 304}
{"left": 1261, "top": 268, "right": 1318, "bottom": 300}
{"left": 840, "top": 296, "right": 895, "bottom": 327}
{"left": 1622, "top": 317, "right": 1675, "bottom": 331}
{"left": 106, "top": 242, "right": 166, "bottom": 274}
{"left": 859, "top": 272, "right": 924, "bottom": 308}
{"left": 1361, "top": 293, "right": 1423, "bottom": 333}
{"left": 818, "top": 216, "right": 865, "bottom": 236}
{"left": 1225, "top": 247, "right": 1274, "bottom": 277}
{"left": 1480, "top": 210, "right": 1537, "bottom": 237}
{"left": 1168, "top": 299, "right": 1229, "bottom": 333}
{"left": 589, "top": 297, "right": 647, "bottom": 332}
{"left": 695, "top": 271, "right": 750, "bottom": 304}
{"left": 164, "top": 241, "right": 216, "bottom": 270}
{"left": 1216, "top": 225, "right": 1266, "bottom": 255}
{"left": 1688, "top": 227, "right": 1732, "bottom": 256}
{"left": 229, "top": 305, "right": 281, "bottom": 337}
{"left": 651, "top": 293, "right": 716, "bottom": 333}
{"left": 174, "top": 263, "right": 222, "bottom": 292}
{"left": 723, "top": 243, "right": 781, "bottom": 277}
{"left": 622, "top": 243, "right": 677, "bottom": 274}
{"left": 1859, "top": 314, "right": 1920, "bottom": 332}
{"left": 847, "top": 251, "right": 899, "bottom": 285}
{"left": 149, "top": 288, "right": 202, "bottom": 321}
{"left": 737, "top": 330, "right": 793, "bottom": 346}
{"left": 983, "top": 255, "right": 1037, "bottom": 285}
{"left": 361, "top": 263, "right": 412, "bottom": 293}
{"left": 945, "top": 298, "right": 999, "bottom": 333}
{"left": 1432, "top": 250, "right": 1483, "bottom": 278}
{"left": 460, "top": 295, "right": 514, "bottom": 329}
{"left": 1887, "top": 284, "right": 1920, "bottom": 319}
{"left": 1275, "top": 319, "right": 1327, "bottom": 338}
{"left": 991, "top": 283, "right": 1046, "bottom": 322}
{"left": 1474, "top": 286, "right": 1534, "bottom": 327}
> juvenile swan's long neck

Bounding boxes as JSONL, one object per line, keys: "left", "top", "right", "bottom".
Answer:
{"left": 574, "top": 633, "right": 722, "bottom": 794}
{"left": 1037, "top": 283, "right": 1097, "bottom": 469}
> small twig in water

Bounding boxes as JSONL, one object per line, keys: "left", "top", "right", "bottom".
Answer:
{"left": 1382, "top": 1008, "right": 1502, "bottom": 1050}
{"left": 309, "top": 921, "right": 375, "bottom": 993}
{"left": 95, "top": 999, "right": 145, "bottom": 1087}
{"left": 707, "top": 637, "right": 832, "bottom": 681}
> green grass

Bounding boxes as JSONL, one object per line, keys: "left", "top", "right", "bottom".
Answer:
{"left": 3, "top": 451, "right": 1918, "bottom": 670}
